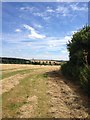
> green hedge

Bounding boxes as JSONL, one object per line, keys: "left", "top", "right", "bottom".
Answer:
{"left": 61, "top": 63, "right": 89, "bottom": 94}
{"left": 61, "top": 26, "right": 90, "bottom": 96}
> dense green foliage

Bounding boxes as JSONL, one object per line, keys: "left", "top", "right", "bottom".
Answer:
{"left": 0, "top": 57, "right": 31, "bottom": 64}
{"left": 61, "top": 26, "right": 90, "bottom": 95}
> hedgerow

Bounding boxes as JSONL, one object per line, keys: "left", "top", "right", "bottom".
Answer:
{"left": 61, "top": 26, "right": 90, "bottom": 95}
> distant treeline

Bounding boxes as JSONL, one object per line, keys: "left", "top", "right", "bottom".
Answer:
{"left": 0, "top": 57, "right": 30, "bottom": 64}
{"left": 0, "top": 57, "right": 65, "bottom": 65}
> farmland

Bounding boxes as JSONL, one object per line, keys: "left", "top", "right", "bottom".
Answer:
{"left": 0, "top": 64, "right": 89, "bottom": 118}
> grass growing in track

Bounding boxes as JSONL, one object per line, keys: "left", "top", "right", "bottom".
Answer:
{"left": 2, "top": 71, "right": 50, "bottom": 118}
{"left": 1, "top": 68, "right": 40, "bottom": 80}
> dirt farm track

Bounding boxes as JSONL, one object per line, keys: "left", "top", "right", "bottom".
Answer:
{"left": 0, "top": 64, "right": 90, "bottom": 118}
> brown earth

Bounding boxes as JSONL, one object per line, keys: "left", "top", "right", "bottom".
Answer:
{"left": 46, "top": 70, "right": 89, "bottom": 118}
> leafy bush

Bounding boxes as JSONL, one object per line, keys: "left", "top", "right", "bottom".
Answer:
{"left": 79, "top": 65, "right": 90, "bottom": 94}
{"left": 61, "top": 26, "right": 90, "bottom": 95}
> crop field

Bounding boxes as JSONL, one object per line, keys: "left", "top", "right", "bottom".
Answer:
{"left": 0, "top": 64, "right": 89, "bottom": 118}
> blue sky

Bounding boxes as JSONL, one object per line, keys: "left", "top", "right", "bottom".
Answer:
{"left": 2, "top": 2, "right": 88, "bottom": 60}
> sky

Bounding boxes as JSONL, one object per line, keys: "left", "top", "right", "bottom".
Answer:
{"left": 2, "top": 2, "right": 88, "bottom": 60}
{"left": 2, "top": 0, "right": 90, "bottom": 2}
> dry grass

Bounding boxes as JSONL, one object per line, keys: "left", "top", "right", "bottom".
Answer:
{"left": 1, "top": 64, "right": 89, "bottom": 118}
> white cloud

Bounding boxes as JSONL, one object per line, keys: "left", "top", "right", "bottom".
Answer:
{"left": 46, "top": 7, "right": 55, "bottom": 13}
{"left": 47, "top": 36, "right": 71, "bottom": 47}
{"left": 33, "top": 6, "right": 70, "bottom": 19}
{"left": 51, "top": 5, "right": 70, "bottom": 17}
{"left": 71, "top": 30, "right": 77, "bottom": 35}
{"left": 20, "top": 7, "right": 27, "bottom": 10}
{"left": 47, "top": 9, "right": 55, "bottom": 13}
{"left": 56, "top": 6, "right": 68, "bottom": 14}
{"left": 43, "top": 16, "right": 51, "bottom": 21}
{"left": 20, "top": 6, "right": 36, "bottom": 12}
{"left": 15, "top": 29, "right": 21, "bottom": 32}
{"left": 23, "top": 24, "right": 46, "bottom": 39}
{"left": 70, "top": 3, "right": 88, "bottom": 11}
{"left": 24, "top": 35, "right": 71, "bottom": 52}
{"left": 18, "top": 3, "right": 87, "bottom": 24}
{"left": 3, "top": 32, "right": 71, "bottom": 60}
{"left": 23, "top": 24, "right": 34, "bottom": 31}
{"left": 28, "top": 32, "right": 46, "bottom": 39}
{"left": 64, "top": 36, "right": 71, "bottom": 42}
{"left": 34, "top": 24, "right": 42, "bottom": 28}
{"left": 33, "top": 8, "right": 53, "bottom": 21}
{"left": 33, "top": 12, "right": 44, "bottom": 17}
{"left": 61, "top": 49, "right": 68, "bottom": 53}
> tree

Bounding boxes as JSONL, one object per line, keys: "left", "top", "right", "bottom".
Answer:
{"left": 67, "top": 25, "right": 89, "bottom": 66}
{"left": 61, "top": 25, "right": 90, "bottom": 94}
